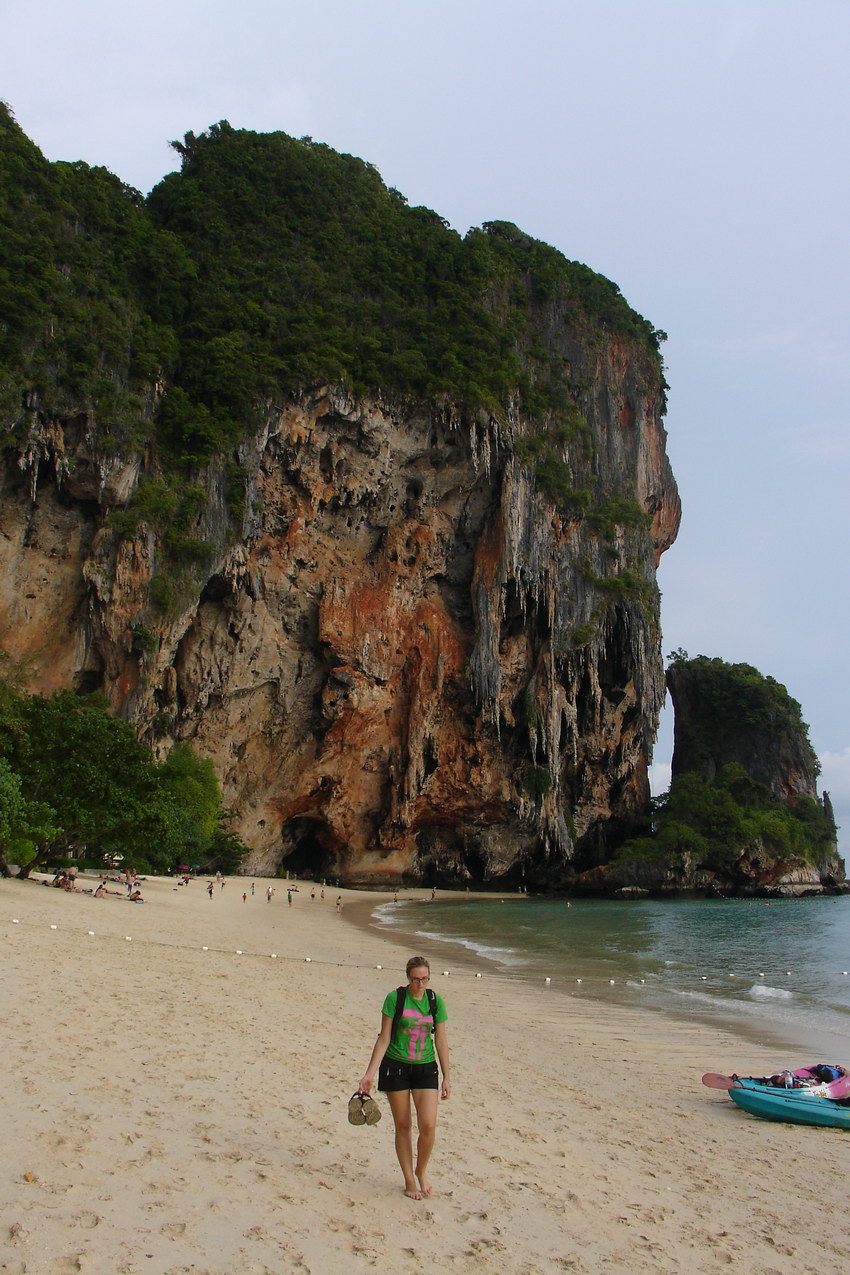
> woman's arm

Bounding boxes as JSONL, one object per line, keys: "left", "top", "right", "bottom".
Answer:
{"left": 358, "top": 1014, "right": 393, "bottom": 1094}
{"left": 434, "top": 1020, "right": 451, "bottom": 1100}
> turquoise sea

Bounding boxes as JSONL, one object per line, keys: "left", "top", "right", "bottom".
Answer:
{"left": 369, "top": 894, "right": 850, "bottom": 1059}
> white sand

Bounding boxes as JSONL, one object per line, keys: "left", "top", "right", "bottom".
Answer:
{"left": 2, "top": 874, "right": 850, "bottom": 1275}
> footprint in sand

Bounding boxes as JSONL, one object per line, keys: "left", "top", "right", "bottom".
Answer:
{"left": 73, "top": 1211, "right": 100, "bottom": 1229}
{"left": 160, "top": 1221, "right": 187, "bottom": 1238}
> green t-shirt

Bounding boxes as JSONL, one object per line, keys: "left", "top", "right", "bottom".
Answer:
{"left": 382, "top": 988, "right": 447, "bottom": 1063}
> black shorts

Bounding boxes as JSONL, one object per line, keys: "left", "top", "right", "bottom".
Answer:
{"left": 378, "top": 1058, "right": 439, "bottom": 1092}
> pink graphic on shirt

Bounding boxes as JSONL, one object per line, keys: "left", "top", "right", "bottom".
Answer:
{"left": 400, "top": 1007, "right": 433, "bottom": 1060}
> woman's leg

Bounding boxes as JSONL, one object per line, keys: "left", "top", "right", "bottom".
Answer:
{"left": 411, "top": 1087, "right": 439, "bottom": 1196}
{"left": 386, "top": 1089, "right": 420, "bottom": 1198}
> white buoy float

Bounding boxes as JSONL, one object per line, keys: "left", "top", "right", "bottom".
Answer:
{"left": 88, "top": 931, "right": 95, "bottom": 936}
{"left": 125, "top": 936, "right": 132, "bottom": 942}
{"left": 475, "top": 972, "right": 482, "bottom": 978}
{"left": 202, "top": 946, "right": 208, "bottom": 951}
{"left": 236, "top": 950, "right": 243, "bottom": 955}
{"left": 12, "top": 919, "right": 19, "bottom": 924}
{"left": 305, "top": 957, "right": 312, "bottom": 962}
{"left": 376, "top": 964, "right": 382, "bottom": 970}
{"left": 271, "top": 954, "right": 277, "bottom": 959}
{"left": 50, "top": 924, "right": 57, "bottom": 930}
{"left": 545, "top": 977, "right": 551, "bottom": 984}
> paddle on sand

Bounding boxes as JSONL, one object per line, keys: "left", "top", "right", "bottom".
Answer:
{"left": 701, "top": 1072, "right": 742, "bottom": 1089}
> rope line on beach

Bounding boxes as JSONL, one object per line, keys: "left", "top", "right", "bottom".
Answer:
{"left": 7, "top": 915, "right": 850, "bottom": 988}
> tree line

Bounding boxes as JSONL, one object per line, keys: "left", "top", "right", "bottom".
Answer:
{"left": 0, "top": 677, "right": 246, "bottom": 877}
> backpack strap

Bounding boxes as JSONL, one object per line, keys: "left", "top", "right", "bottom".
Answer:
{"left": 426, "top": 987, "right": 437, "bottom": 1033}
{"left": 391, "top": 986, "right": 407, "bottom": 1041}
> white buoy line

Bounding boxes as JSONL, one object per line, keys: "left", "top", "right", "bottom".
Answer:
{"left": 8, "top": 917, "right": 850, "bottom": 990}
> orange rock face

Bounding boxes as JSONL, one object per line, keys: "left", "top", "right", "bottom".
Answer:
{"left": 1, "top": 338, "right": 680, "bottom": 885}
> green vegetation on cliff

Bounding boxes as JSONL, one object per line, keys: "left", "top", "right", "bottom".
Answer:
{"left": 1, "top": 105, "right": 664, "bottom": 469}
{"left": 665, "top": 651, "right": 812, "bottom": 768}
{"left": 0, "top": 104, "right": 184, "bottom": 443}
{"left": 0, "top": 677, "right": 247, "bottom": 875}
{"left": 617, "top": 763, "right": 836, "bottom": 870}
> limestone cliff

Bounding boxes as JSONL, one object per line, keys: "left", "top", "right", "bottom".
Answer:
{"left": 0, "top": 112, "right": 680, "bottom": 885}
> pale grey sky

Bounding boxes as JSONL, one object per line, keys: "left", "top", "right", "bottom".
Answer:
{"left": 4, "top": 0, "right": 849, "bottom": 846}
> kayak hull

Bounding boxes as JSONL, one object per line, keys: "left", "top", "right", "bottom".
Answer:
{"left": 728, "top": 1082, "right": 850, "bottom": 1130}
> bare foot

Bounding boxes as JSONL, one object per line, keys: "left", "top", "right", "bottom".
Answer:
{"left": 416, "top": 1173, "right": 434, "bottom": 1198}
{"left": 404, "top": 1184, "right": 422, "bottom": 1200}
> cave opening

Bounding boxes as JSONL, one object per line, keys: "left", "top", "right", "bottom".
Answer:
{"left": 278, "top": 817, "right": 338, "bottom": 881}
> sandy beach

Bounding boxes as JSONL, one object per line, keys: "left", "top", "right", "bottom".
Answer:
{"left": 2, "top": 875, "right": 850, "bottom": 1275}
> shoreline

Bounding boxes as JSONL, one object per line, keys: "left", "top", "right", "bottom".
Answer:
{"left": 346, "top": 891, "right": 850, "bottom": 1066}
{"left": 4, "top": 873, "right": 850, "bottom": 1274}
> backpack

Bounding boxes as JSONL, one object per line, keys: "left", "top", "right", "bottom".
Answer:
{"left": 392, "top": 985, "right": 437, "bottom": 1044}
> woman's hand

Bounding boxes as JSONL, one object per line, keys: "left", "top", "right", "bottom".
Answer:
{"left": 359, "top": 1075, "right": 373, "bottom": 1095}
{"left": 440, "top": 1077, "right": 452, "bottom": 1100}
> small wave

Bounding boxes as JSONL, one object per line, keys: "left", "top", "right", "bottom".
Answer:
{"left": 748, "top": 984, "right": 794, "bottom": 1001}
{"left": 371, "top": 902, "right": 407, "bottom": 925}
{"left": 409, "top": 927, "right": 525, "bottom": 966}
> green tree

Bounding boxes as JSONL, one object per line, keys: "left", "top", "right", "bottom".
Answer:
{"left": 0, "top": 686, "right": 243, "bottom": 875}
{"left": 0, "top": 758, "right": 58, "bottom": 876}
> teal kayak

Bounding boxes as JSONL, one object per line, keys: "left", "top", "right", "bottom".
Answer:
{"left": 728, "top": 1079, "right": 850, "bottom": 1129}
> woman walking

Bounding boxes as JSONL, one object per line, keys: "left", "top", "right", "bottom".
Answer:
{"left": 358, "top": 956, "right": 451, "bottom": 1199}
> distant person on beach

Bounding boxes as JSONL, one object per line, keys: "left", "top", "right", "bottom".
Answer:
{"left": 208, "top": 882, "right": 214, "bottom": 899}
{"left": 266, "top": 886, "right": 274, "bottom": 902}
{"left": 287, "top": 889, "right": 293, "bottom": 907}
{"left": 336, "top": 896, "right": 342, "bottom": 913}
{"left": 358, "top": 955, "right": 451, "bottom": 1201}
{"left": 242, "top": 892, "right": 247, "bottom": 903}
{"left": 320, "top": 888, "right": 325, "bottom": 901}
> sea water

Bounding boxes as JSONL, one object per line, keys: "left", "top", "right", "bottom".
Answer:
{"left": 370, "top": 894, "right": 850, "bottom": 1058}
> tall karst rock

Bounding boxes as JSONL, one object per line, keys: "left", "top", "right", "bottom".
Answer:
{"left": 667, "top": 656, "right": 820, "bottom": 801}
{"left": 0, "top": 109, "right": 680, "bottom": 885}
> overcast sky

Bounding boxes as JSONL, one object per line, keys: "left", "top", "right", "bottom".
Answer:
{"left": 4, "top": 0, "right": 849, "bottom": 848}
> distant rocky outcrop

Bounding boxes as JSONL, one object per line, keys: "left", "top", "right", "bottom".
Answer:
{"left": 575, "top": 656, "right": 844, "bottom": 897}
{"left": 666, "top": 656, "right": 821, "bottom": 801}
